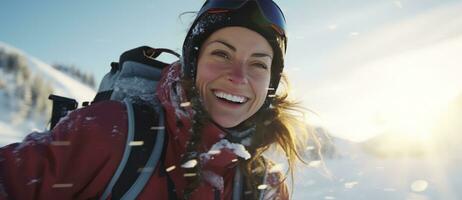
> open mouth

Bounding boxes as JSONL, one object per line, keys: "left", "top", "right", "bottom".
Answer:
{"left": 213, "top": 90, "right": 249, "bottom": 105}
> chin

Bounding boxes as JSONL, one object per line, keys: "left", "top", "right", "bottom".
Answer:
{"left": 213, "top": 116, "right": 244, "bottom": 128}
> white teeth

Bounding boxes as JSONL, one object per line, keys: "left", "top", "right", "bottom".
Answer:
{"left": 214, "top": 91, "right": 247, "bottom": 103}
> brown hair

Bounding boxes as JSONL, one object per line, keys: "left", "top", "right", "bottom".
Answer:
{"left": 241, "top": 74, "right": 315, "bottom": 199}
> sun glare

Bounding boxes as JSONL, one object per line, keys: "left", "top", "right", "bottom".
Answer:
{"left": 311, "top": 35, "right": 462, "bottom": 155}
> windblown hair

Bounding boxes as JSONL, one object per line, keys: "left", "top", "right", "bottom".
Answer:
{"left": 241, "top": 74, "right": 314, "bottom": 199}
{"left": 180, "top": 72, "right": 316, "bottom": 199}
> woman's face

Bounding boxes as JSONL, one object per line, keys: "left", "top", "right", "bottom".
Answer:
{"left": 196, "top": 26, "right": 273, "bottom": 128}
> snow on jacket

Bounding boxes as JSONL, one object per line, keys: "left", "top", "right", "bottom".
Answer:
{"left": 0, "top": 63, "right": 288, "bottom": 200}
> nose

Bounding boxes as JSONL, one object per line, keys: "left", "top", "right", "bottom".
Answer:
{"left": 228, "top": 63, "right": 248, "bottom": 84}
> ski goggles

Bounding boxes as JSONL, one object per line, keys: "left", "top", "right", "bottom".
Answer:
{"left": 197, "top": 0, "right": 287, "bottom": 36}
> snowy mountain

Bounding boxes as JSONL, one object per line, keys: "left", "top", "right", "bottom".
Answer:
{"left": 0, "top": 42, "right": 96, "bottom": 146}
{"left": 292, "top": 121, "right": 462, "bottom": 199}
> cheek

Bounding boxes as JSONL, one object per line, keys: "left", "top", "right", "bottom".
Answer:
{"left": 250, "top": 74, "right": 271, "bottom": 109}
{"left": 254, "top": 79, "right": 270, "bottom": 101}
{"left": 251, "top": 72, "right": 271, "bottom": 94}
{"left": 195, "top": 62, "right": 221, "bottom": 97}
{"left": 197, "top": 67, "right": 213, "bottom": 84}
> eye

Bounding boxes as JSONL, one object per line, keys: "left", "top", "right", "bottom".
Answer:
{"left": 252, "top": 62, "right": 269, "bottom": 70}
{"left": 211, "top": 50, "right": 230, "bottom": 60}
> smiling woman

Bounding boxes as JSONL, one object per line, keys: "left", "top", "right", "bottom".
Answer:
{"left": 0, "top": 0, "right": 311, "bottom": 200}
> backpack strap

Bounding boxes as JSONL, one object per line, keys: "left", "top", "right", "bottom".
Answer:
{"left": 232, "top": 167, "right": 243, "bottom": 200}
{"left": 100, "top": 99, "right": 166, "bottom": 200}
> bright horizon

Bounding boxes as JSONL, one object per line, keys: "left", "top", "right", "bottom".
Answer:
{"left": 1, "top": 0, "right": 461, "bottom": 142}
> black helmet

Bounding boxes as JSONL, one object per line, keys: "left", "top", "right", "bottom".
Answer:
{"left": 182, "top": 0, "right": 287, "bottom": 97}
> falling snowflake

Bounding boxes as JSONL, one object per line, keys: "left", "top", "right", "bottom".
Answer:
{"left": 383, "top": 188, "right": 396, "bottom": 192}
{"left": 410, "top": 180, "right": 428, "bottom": 192}
{"left": 85, "top": 117, "right": 96, "bottom": 121}
{"left": 181, "top": 159, "right": 198, "bottom": 168}
{"left": 327, "top": 24, "right": 337, "bottom": 30}
{"left": 308, "top": 160, "right": 322, "bottom": 167}
{"left": 257, "top": 184, "right": 268, "bottom": 190}
{"left": 129, "top": 141, "right": 144, "bottom": 146}
{"left": 207, "top": 150, "right": 221, "bottom": 155}
{"left": 180, "top": 102, "right": 191, "bottom": 107}
{"left": 183, "top": 173, "right": 197, "bottom": 177}
{"left": 26, "top": 179, "right": 41, "bottom": 186}
{"left": 344, "top": 181, "right": 359, "bottom": 189}
{"left": 166, "top": 165, "right": 176, "bottom": 172}
{"left": 52, "top": 183, "right": 73, "bottom": 188}
{"left": 111, "top": 126, "right": 120, "bottom": 136}
{"left": 349, "top": 32, "right": 359, "bottom": 37}
{"left": 150, "top": 126, "right": 165, "bottom": 130}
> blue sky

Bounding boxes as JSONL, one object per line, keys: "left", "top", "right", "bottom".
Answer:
{"left": 1, "top": 0, "right": 461, "bottom": 141}
{"left": 0, "top": 0, "right": 203, "bottom": 79}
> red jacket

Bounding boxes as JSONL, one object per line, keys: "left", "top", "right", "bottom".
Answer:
{"left": 0, "top": 63, "right": 288, "bottom": 200}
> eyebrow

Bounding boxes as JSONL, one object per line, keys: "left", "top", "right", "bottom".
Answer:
{"left": 209, "top": 40, "right": 273, "bottom": 59}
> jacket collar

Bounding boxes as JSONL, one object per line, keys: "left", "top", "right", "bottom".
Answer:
{"left": 156, "top": 63, "right": 255, "bottom": 197}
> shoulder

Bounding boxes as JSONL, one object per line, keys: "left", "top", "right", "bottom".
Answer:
{"left": 0, "top": 101, "right": 131, "bottom": 199}
{"left": 78, "top": 100, "right": 127, "bottom": 119}
{"left": 59, "top": 100, "right": 126, "bottom": 125}
{"left": 52, "top": 100, "right": 128, "bottom": 143}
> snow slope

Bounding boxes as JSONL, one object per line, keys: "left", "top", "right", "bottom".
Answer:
{"left": 0, "top": 42, "right": 95, "bottom": 102}
{"left": 0, "top": 42, "right": 96, "bottom": 146}
{"left": 292, "top": 138, "right": 462, "bottom": 200}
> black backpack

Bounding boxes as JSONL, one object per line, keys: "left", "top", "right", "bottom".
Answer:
{"left": 48, "top": 46, "right": 180, "bottom": 129}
